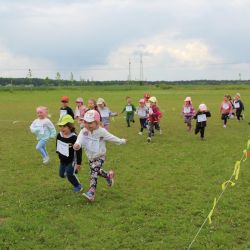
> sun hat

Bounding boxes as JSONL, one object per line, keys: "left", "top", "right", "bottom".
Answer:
{"left": 236, "top": 93, "right": 241, "bottom": 97}
{"left": 57, "top": 114, "right": 74, "bottom": 126}
{"left": 184, "top": 97, "right": 191, "bottom": 102}
{"left": 97, "top": 98, "right": 105, "bottom": 105}
{"left": 139, "top": 99, "right": 145, "bottom": 103}
{"left": 199, "top": 104, "right": 207, "bottom": 111}
{"left": 83, "top": 110, "right": 100, "bottom": 122}
{"left": 61, "top": 96, "right": 69, "bottom": 102}
{"left": 149, "top": 96, "right": 157, "bottom": 103}
{"left": 76, "top": 97, "right": 83, "bottom": 103}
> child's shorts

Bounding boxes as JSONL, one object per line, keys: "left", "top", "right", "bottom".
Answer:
{"left": 184, "top": 116, "right": 192, "bottom": 124}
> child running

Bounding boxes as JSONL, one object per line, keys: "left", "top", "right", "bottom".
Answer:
{"left": 193, "top": 104, "right": 211, "bottom": 140}
{"left": 182, "top": 97, "right": 195, "bottom": 132}
{"left": 234, "top": 93, "right": 244, "bottom": 121}
{"left": 30, "top": 106, "right": 56, "bottom": 164}
{"left": 56, "top": 115, "right": 83, "bottom": 193}
{"left": 136, "top": 99, "right": 148, "bottom": 135}
{"left": 147, "top": 96, "right": 162, "bottom": 143}
{"left": 220, "top": 95, "right": 232, "bottom": 128}
{"left": 144, "top": 93, "right": 151, "bottom": 108}
{"left": 121, "top": 96, "right": 136, "bottom": 127}
{"left": 97, "top": 97, "right": 117, "bottom": 130}
{"left": 74, "top": 97, "right": 87, "bottom": 126}
{"left": 73, "top": 110, "right": 126, "bottom": 202}
{"left": 60, "top": 96, "right": 74, "bottom": 119}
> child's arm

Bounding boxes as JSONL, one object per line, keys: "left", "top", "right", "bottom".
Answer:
{"left": 73, "top": 130, "right": 84, "bottom": 150}
{"left": 30, "top": 120, "right": 40, "bottom": 134}
{"left": 101, "top": 129, "right": 127, "bottom": 145}
{"left": 47, "top": 120, "right": 56, "bottom": 138}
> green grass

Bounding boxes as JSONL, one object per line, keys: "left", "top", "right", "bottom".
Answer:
{"left": 1, "top": 86, "right": 250, "bottom": 250}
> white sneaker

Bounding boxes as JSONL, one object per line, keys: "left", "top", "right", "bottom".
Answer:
{"left": 159, "top": 129, "right": 162, "bottom": 135}
{"left": 223, "top": 125, "right": 227, "bottom": 128}
{"left": 43, "top": 156, "right": 50, "bottom": 164}
{"left": 147, "top": 137, "right": 151, "bottom": 143}
{"left": 138, "top": 132, "right": 142, "bottom": 135}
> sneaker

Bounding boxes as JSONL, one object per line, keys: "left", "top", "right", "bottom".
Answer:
{"left": 159, "top": 129, "right": 162, "bottom": 135}
{"left": 147, "top": 137, "right": 151, "bottom": 143}
{"left": 106, "top": 170, "right": 115, "bottom": 187}
{"left": 138, "top": 132, "right": 143, "bottom": 135}
{"left": 82, "top": 189, "right": 95, "bottom": 202}
{"left": 43, "top": 156, "right": 50, "bottom": 164}
{"left": 223, "top": 125, "right": 227, "bottom": 128}
{"left": 73, "top": 184, "right": 83, "bottom": 193}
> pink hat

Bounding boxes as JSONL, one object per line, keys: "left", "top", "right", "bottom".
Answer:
{"left": 36, "top": 106, "right": 48, "bottom": 115}
{"left": 83, "top": 110, "right": 100, "bottom": 122}
{"left": 139, "top": 99, "right": 145, "bottom": 103}
{"left": 184, "top": 97, "right": 191, "bottom": 102}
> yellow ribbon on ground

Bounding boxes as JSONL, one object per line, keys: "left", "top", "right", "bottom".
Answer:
{"left": 221, "top": 180, "right": 235, "bottom": 191}
{"left": 208, "top": 198, "right": 217, "bottom": 224}
{"left": 247, "top": 140, "right": 250, "bottom": 150}
{"left": 233, "top": 161, "right": 241, "bottom": 180}
{"left": 242, "top": 149, "right": 247, "bottom": 162}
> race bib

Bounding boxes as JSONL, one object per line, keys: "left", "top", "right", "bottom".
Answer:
{"left": 222, "top": 103, "right": 229, "bottom": 110}
{"left": 183, "top": 107, "right": 191, "bottom": 114}
{"left": 60, "top": 110, "right": 67, "bottom": 118}
{"left": 126, "top": 106, "right": 133, "bottom": 112}
{"left": 197, "top": 114, "right": 207, "bottom": 122}
{"left": 57, "top": 140, "right": 69, "bottom": 157}
{"left": 137, "top": 109, "right": 147, "bottom": 117}
{"left": 234, "top": 102, "right": 240, "bottom": 109}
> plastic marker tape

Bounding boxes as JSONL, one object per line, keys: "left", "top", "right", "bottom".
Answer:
{"left": 242, "top": 149, "right": 247, "bottom": 162}
{"left": 221, "top": 180, "right": 235, "bottom": 191}
{"left": 247, "top": 140, "right": 250, "bottom": 150}
{"left": 208, "top": 198, "right": 217, "bottom": 224}
{"left": 233, "top": 161, "right": 241, "bottom": 180}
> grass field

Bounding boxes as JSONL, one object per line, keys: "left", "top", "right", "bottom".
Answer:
{"left": 1, "top": 86, "right": 250, "bottom": 250}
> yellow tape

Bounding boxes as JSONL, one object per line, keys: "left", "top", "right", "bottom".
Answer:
{"left": 208, "top": 198, "right": 217, "bottom": 224}
{"left": 233, "top": 161, "right": 241, "bottom": 180}
{"left": 221, "top": 180, "right": 235, "bottom": 191}
{"left": 247, "top": 140, "right": 250, "bottom": 150}
{"left": 242, "top": 149, "right": 247, "bottom": 162}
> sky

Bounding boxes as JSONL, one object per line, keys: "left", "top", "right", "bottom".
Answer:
{"left": 0, "top": 0, "right": 250, "bottom": 81}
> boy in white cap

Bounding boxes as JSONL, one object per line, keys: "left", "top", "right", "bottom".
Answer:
{"left": 97, "top": 97, "right": 118, "bottom": 130}
{"left": 73, "top": 110, "right": 126, "bottom": 202}
{"left": 193, "top": 104, "right": 211, "bottom": 140}
{"left": 182, "top": 97, "right": 195, "bottom": 132}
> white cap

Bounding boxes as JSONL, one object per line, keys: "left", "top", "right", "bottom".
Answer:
{"left": 76, "top": 97, "right": 83, "bottom": 103}
{"left": 83, "top": 110, "right": 100, "bottom": 122}
{"left": 97, "top": 98, "right": 105, "bottom": 105}
{"left": 199, "top": 104, "right": 207, "bottom": 111}
{"left": 149, "top": 96, "right": 157, "bottom": 103}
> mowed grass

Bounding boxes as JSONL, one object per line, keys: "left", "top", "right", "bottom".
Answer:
{"left": 0, "top": 86, "right": 250, "bottom": 250}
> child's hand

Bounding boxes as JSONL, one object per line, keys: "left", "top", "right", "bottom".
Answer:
{"left": 75, "top": 164, "right": 81, "bottom": 172}
{"left": 121, "top": 138, "right": 127, "bottom": 144}
{"left": 73, "top": 143, "right": 81, "bottom": 150}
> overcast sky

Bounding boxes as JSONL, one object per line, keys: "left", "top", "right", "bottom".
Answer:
{"left": 0, "top": 0, "right": 250, "bottom": 80}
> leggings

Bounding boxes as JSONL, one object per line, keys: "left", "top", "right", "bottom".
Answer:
{"left": 148, "top": 122, "right": 160, "bottom": 138}
{"left": 89, "top": 156, "right": 108, "bottom": 190}
{"left": 221, "top": 113, "right": 229, "bottom": 125}
{"left": 236, "top": 110, "right": 243, "bottom": 120}
{"left": 195, "top": 127, "right": 205, "bottom": 138}
{"left": 36, "top": 139, "right": 48, "bottom": 158}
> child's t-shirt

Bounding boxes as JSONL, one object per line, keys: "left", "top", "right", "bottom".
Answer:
{"left": 137, "top": 106, "right": 148, "bottom": 118}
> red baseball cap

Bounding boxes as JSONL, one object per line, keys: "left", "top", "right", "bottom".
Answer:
{"left": 61, "top": 96, "right": 69, "bottom": 102}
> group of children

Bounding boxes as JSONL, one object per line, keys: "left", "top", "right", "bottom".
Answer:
{"left": 182, "top": 93, "right": 245, "bottom": 140}
{"left": 30, "top": 92, "right": 245, "bottom": 202}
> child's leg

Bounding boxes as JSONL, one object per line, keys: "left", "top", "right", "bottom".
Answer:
{"left": 89, "top": 158, "right": 105, "bottom": 191}
{"left": 65, "top": 163, "right": 81, "bottom": 187}
{"left": 36, "top": 139, "right": 48, "bottom": 158}
{"left": 148, "top": 122, "right": 154, "bottom": 138}
{"left": 200, "top": 127, "right": 205, "bottom": 138}
{"left": 139, "top": 118, "right": 144, "bottom": 132}
{"left": 126, "top": 114, "right": 130, "bottom": 127}
{"left": 59, "top": 163, "right": 66, "bottom": 178}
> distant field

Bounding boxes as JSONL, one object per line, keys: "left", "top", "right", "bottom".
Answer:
{"left": 1, "top": 86, "right": 249, "bottom": 249}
